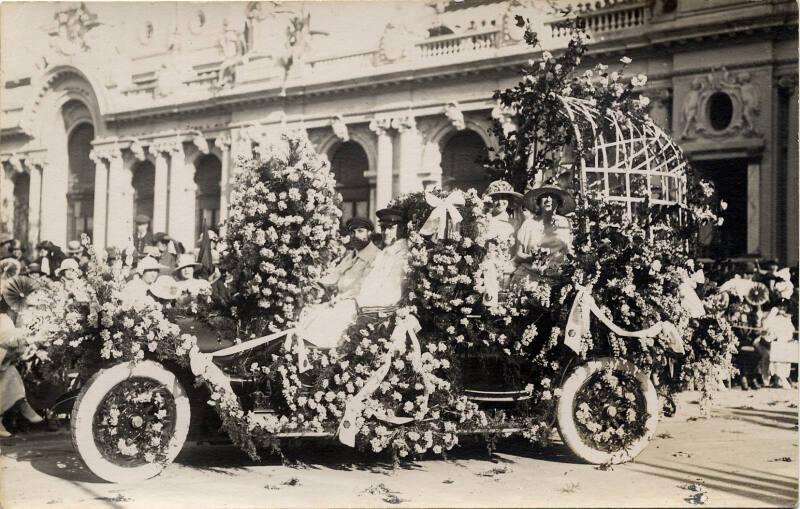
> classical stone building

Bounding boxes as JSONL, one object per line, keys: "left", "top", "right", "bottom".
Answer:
{"left": 0, "top": 1, "right": 797, "bottom": 263}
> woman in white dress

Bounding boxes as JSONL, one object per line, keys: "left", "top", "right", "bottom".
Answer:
{"left": 511, "top": 185, "right": 575, "bottom": 287}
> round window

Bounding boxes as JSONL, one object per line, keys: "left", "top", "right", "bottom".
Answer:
{"left": 708, "top": 92, "right": 734, "bottom": 131}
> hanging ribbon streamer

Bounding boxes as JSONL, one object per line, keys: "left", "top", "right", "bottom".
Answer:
{"left": 283, "top": 330, "right": 311, "bottom": 373}
{"left": 418, "top": 191, "right": 465, "bottom": 242}
{"left": 565, "top": 285, "right": 685, "bottom": 355}
{"left": 338, "top": 314, "right": 436, "bottom": 447}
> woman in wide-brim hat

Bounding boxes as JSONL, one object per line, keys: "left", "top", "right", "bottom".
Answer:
{"left": 173, "top": 254, "right": 210, "bottom": 300}
{"left": 511, "top": 184, "right": 575, "bottom": 287}
{"left": 483, "top": 180, "right": 524, "bottom": 242}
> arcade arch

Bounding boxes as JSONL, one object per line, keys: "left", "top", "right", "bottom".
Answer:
{"left": 329, "top": 140, "right": 371, "bottom": 223}
{"left": 194, "top": 153, "right": 222, "bottom": 241}
{"left": 440, "top": 129, "right": 490, "bottom": 193}
{"left": 131, "top": 160, "right": 156, "bottom": 230}
{"left": 66, "top": 121, "right": 96, "bottom": 243}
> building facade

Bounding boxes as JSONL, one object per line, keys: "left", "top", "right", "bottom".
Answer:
{"left": 0, "top": 0, "right": 797, "bottom": 263}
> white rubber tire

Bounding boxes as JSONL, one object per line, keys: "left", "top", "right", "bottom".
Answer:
{"left": 556, "top": 357, "right": 658, "bottom": 464}
{"left": 71, "top": 361, "right": 190, "bottom": 483}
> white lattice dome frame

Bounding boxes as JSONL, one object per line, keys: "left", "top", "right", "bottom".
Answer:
{"left": 559, "top": 96, "right": 689, "bottom": 222}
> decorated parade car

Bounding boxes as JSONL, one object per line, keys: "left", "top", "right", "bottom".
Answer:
{"left": 3, "top": 21, "right": 743, "bottom": 483}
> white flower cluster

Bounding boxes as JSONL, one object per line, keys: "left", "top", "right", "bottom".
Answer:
{"left": 222, "top": 131, "right": 343, "bottom": 334}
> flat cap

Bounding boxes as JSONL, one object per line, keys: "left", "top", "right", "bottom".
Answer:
{"left": 376, "top": 208, "right": 405, "bottom": 226}
{"left": 135, "top": 214, "right": 151, "bottom": 225}
{"left": 345, "top": 216, "right": 375, "bottom": 232}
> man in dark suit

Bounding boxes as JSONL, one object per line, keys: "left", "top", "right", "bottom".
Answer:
{"left": 133, "top": 214, "right": 153, "bottom": 260}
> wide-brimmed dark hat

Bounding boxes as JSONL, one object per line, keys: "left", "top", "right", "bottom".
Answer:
{"left": 523, "top": 186, "right": 576, "bottom": 215}
{"left": 345, "top": 216, "right": 374, "bottom": 232}
{"left": 0, "top": 233, "right": 12, "bottom": 246}
{"left": 8, "top": 240, "right": 24, "bottom": 251}
{"left": 376, "top": 208, "right": 405, "bottom": 226}
{"left": 35, "top": 240, "right": 54, "bottom": 251}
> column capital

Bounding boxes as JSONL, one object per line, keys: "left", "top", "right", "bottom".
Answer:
{"left": 391, "top": 115, "right": 416, "bottom": 133}
{"left": 369, "top": 117, "right": 392, "bottom": 136}
{"left": 90, "top": 143, "right": 122, "bottom": 163}
{"left": 26, "top": 153, "right": 48, "bottom": 170}
{"left": 148, "top": 136, "right": 184, "bottom": 157}
{"left": 214, "top": 132, "right": 232, "bottom": 151}
{"left": 191, "top": 131, "right": 210, "bottom": 154}
{"left": 331, "top": 115, "right": 350, "bottom": 141}
{"left": 129, "top": 138, "right": 147, "bottom": 161}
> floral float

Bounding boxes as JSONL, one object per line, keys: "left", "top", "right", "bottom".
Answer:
{"left": 8, "top": 18, "right": 745, "bottom": 482}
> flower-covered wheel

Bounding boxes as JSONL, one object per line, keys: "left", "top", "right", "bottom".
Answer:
{"left": 556, "top": 357, "right": 658, "bottom": 464}
{"left": 71, "top": 361, "right": 190, "bottom": 483}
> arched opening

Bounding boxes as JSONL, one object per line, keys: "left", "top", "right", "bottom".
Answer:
{"left": 131, "top": 160, "right": 155, "bottom": 233}
{"left": 441, "top": 129, "right": 489, "bottom": 193}
{"left": 67, "top": 123, "right": 95, "bottom": 243}
{"left": 13, "top": 171, "right": 29, "bottom": 246}
{"left": 330, "top": 141, "right": 370, "bottom": 223}
{"left": 195, "top": 154, "right": 221, "bottom": 241}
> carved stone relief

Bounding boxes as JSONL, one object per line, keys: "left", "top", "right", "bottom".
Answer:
{"left": 676, "top": 68, "right": 765, "bottom": 141}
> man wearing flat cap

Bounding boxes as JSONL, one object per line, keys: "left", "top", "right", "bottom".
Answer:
{"left": 133, "top": 214, "right": 153, "bottom": 260}
{"left": 318, "top": 217, "right": 380, "bottom": 299}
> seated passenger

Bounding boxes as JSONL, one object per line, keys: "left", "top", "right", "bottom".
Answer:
{"left": 483, "top": 180, "right": 524, "bottom": 244}
{"left": 173, "top": 254, "right": 211, "bottom": 298}
{"left": 120, "top": 257, "right": 166, "bottom": 305}
{"left": 317, "top": 217, "right": 380, "bottom": 299}
{"left": 297, "top": 208, "right": 409, "bottom": 349}
{"left": 511, "top": 185, "right": 574, "bottom": 288}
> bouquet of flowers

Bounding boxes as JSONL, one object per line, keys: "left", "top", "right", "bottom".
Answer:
{"left": 220, "top": 131, "right": 344, "bottom": 337}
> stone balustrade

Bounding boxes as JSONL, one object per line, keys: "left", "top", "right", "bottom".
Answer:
{"left": 547, "top": 0, "right": 650, "bottom": 39}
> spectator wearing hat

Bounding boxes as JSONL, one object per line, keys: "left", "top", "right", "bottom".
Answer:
{"left": 173, "top": 254, "right": 211, "bottom": 298}
{"left": 148, "top": 275, "right": 181, "bottom": 308}
{"left": 65, "top": 240, "right": 83, "bottom": 259}
{"left": 120, "top": 257, "right": 166, "bottom": 305}
{"left": 55, "top": 258, "right": 81, "bottom": 282}
{"left": 3, "top": 240, "right": 28, "bottom": 269}
{"left": 511, "top": 185, "right": 575, "bottom": 287}
{"left": 22, "top": 263, "right": 44, "bottom": 280}
{"left": 133, "top": 215, "right": 153, "bottom": 259}
{"left": 484, "top": 180, "right": 524, "bottom": 243}
{"left": 318, "top": 217, "right": 380, "bottom": 299}
{"left": 153, "top": 232, "right": 177, "bottom": 274}
{"left": 34, "top": 240, "right": 59, "bottom": 279}
{"left": 0, "top": 233, "right": 12, "bottom": 258}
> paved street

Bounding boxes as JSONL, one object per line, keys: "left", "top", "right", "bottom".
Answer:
{"left": 0, "top": 388, "right": 797, "bottom": 509}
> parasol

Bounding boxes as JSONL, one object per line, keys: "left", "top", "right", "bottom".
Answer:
{"left": 1, "top": 275, "right": 38, "bottom": 312}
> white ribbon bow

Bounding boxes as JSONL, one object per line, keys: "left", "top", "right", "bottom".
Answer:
{"left": 419, "top": 191, "right": 465, "bottom": 241}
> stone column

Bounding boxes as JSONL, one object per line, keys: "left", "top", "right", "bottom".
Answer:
{"left": 369, "top": 118, "right": 393, "bottom": 208}
{"left": 394, "top": 115, "right": 422, "bottom": 195}
{"left": 215, "top": 133, "right": 232, "bottom": 222}
{"left": 167, "top": 141, "right": 196, "bottom": 249}
{"left": 147, "top": 142, "right": 172, "bottom": 233}
{"left": 0, "top": 158, "right": 18, "bottom": 236}
{"left": 103, "top": 145, "right": 129, "bottom": 248}
{"left": 747, "top": 160, "right": 760, "bottom": 255}
{"left": 782, "top": 77, "right": 799, "bottom": 265}
{"left": 26, "top": 158, "right": 44, "bottom": 248}
{"left": 89, "top": 150, "right": 109, "bottom": 249}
